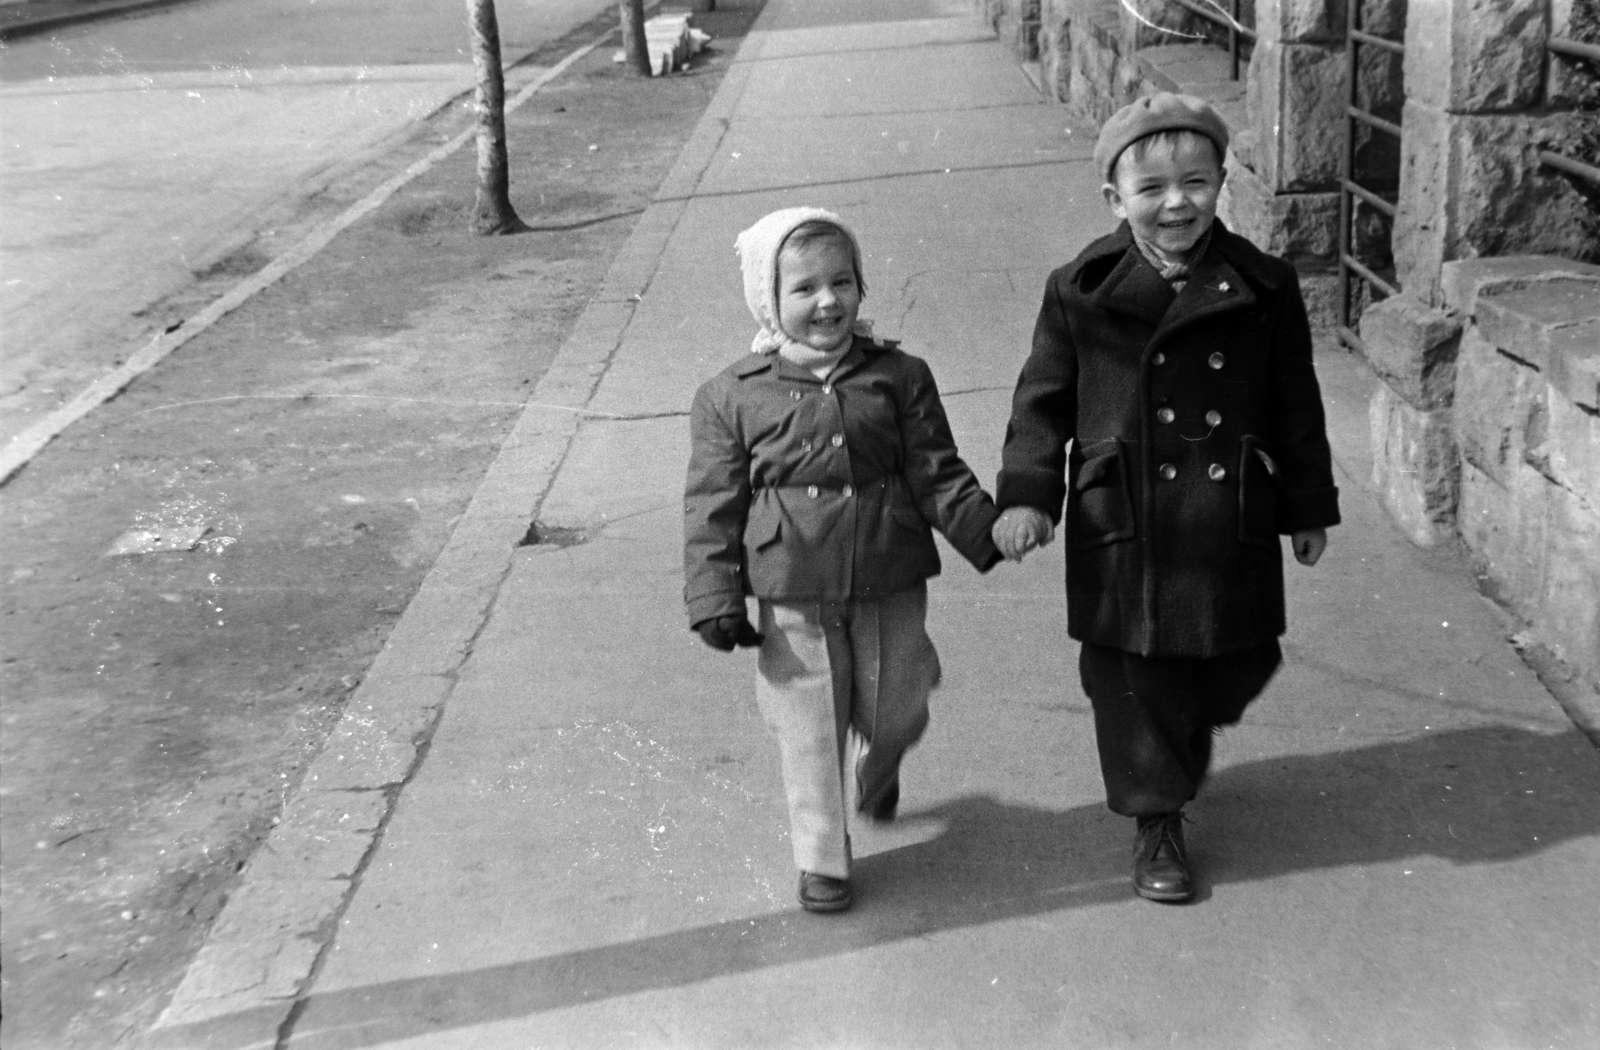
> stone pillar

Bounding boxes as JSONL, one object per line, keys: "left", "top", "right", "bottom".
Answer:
{"left": 1360, "top": 294, "right": 1464, "bottom": 546}
{"left": 1217, "top": 0, "right": 1347, "bottom": 325}
{"left": 1391, "top": 0, "right": 1567, "bottom": 306}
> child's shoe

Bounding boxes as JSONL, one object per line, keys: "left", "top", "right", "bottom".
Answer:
{"left": 798, "top": 871, "right": 852, "bottom": 912}
{"left": 1132, "top": 812, "right": 1193, "bottom": 902}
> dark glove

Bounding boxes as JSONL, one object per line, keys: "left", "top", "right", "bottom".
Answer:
{"left": 694, "top": 614, "right": 765, "bottom": 652}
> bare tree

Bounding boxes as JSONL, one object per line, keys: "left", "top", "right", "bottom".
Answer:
{"left": 619, "top": 0, "right": 650, "bottom": 76}
{"left": 467, "top": 0, "right": 524, "bottom": 234}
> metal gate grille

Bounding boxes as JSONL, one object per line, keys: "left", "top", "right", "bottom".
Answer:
{"left": 1336, "top": 0, "right": 1404, "bottom": 351}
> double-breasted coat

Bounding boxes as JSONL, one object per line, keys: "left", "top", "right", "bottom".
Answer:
{"left": 685, "top": 335, "right": 1001, "bottom": 628}
{"left": 997, "top": 220, "right": 1341, "bottom": 658}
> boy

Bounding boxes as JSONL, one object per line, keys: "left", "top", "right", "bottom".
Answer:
{"left": 992, "top": 94, "right": 1340, "bottom": 902}
{"left": 685, "top": 207, "right": 1002, "bottom": 913}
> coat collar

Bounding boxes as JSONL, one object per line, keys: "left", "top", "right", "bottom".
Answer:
{"left": 730, "top": 334, "right": 886, "bottom": 382}
{"left": 1082, "top": 220, "right": 1266, "bottom": 340}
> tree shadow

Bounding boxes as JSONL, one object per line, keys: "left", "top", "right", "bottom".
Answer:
{"left": 157, "top": 725, "right": 1600, "bottom": 1050}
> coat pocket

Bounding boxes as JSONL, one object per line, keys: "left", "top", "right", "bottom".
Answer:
{"left": 1238, "top": 435, "right": 1280, "bottom": 548}
{"left": 1071, "top": 438, "right": 1137, "bottom": 550}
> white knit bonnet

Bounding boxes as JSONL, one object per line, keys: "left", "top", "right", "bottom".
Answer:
{"left": 734, "top": 206, "right": 872, "bottom": 355}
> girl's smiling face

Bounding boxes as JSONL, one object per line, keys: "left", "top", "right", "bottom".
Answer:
{"left": 1103, "top": 133, "right": 1224, "bottom": 264}
{"left": 776, "top": 235, "right": 861, "bottom": 354}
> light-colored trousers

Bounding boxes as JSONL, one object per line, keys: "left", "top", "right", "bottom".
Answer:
{"left": 755, "top": 583, "right": 941, "bottom": 879}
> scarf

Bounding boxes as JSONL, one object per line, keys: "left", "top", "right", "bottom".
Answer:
{"left": 734, "top": 206, "right": 874, "bottom": 356}
{"left": 1133, "top": 223, "right": 1214, "bottom": 292}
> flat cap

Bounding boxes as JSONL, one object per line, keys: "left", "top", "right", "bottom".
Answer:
{"left": 1094, "top": 92, "right": 1230, "bottom": 181}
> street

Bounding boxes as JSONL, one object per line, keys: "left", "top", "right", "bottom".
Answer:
{"left": 0, "top": 0, "right": 613, "bottom": 450}
{"left": 1, "top": 1, "right": 766, "bottom": 1045}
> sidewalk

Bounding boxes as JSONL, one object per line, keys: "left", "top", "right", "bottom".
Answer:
{"left": 149, "top": 0, "right": 1600, "bottom": 1047}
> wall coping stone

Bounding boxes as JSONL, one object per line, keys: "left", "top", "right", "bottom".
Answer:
{"left": 1133, "top": 44, "right": 1247, "bottom": 153}
{"left": 1440, "top": 255, "right": 1600, "bottom": 318}
{"left": 1474, "top": 278, "right": 1600, "bottom": 383}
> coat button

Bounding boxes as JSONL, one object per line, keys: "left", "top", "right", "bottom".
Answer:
{"left": 1156, "top": 407, "right": 1175, "bottom": 424}
{"left": 807, "top": 485, "right": 819, "bottom": 498}
{"left": 1205, "top": 410, "right": 1222, "bottom": 426}
{"left": 822, "top": 384, "right": 832, "bottom": 394}
{"left": 1208, "top": 352, "right": 1225, "bottom": 370}
{"left": 831, "top": 434, "right": 844, "bottom": 447}
{"left": 790, "top": 390, "right": 803, "bottom": 401}
{"left": 1208, "top": 463, "right": 1227, "bottom": 481}
{"left": 842, "top": 484, "right": 854, "bottom": 497}
{"left": 1158, "top": 463, "right": 1177, "bottom": 481}
{"left": 800, "top": 439, "right": 813, "bottom": 451}
{"left": 1152, "top": 351, "right": 1167, "bottom": 366}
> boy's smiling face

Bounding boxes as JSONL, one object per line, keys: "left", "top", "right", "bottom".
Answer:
{"left": 1103, "top": 132, "right": 1224, "bottom": 264}
{"left": 776, "top": 236, "right": 860, "bottom": 354}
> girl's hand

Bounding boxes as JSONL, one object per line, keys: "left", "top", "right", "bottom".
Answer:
{"left": 694, "top": 614, "right": 765, "bottom": 652}
{"left": 993, "top": 507, "right": 1055, "bottom": 562}
{"left": 1291, "top": 528, "right": 1327, "bottom": 566}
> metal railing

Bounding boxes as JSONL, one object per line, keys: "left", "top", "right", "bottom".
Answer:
{"left": 1336, "top": 0, "right": 1403, "bottom": 352}
{"left": 1541, "top": 36, "right": 1600, "bottom": 187}
{"left": 1168, "top": 0, "right": 1256, "bottom": 81}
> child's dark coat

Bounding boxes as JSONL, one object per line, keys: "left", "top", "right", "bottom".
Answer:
{"left": 997, "top": 220, "right": 1341, "bottom": 658}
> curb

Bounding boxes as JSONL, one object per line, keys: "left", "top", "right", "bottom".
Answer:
{"left": 139, "top": 14, "right": 764, "bottom": 1050}
{"left": 0, "top": 0, "right": 201, "bottom": 40}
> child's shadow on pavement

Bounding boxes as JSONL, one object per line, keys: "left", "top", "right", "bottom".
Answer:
{"left": 184, "top": 725, "right": 1600, "bottom": 1050}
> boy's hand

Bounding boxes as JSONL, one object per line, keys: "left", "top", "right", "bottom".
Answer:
{"left": 1291, "top": 528, "right": 1327, "bottom": 567}
{"left": 993, "top": 507, "right": 1055, "bottom": 562}
{"left": 694, "top": 614, "right": 765, "bottom": 652}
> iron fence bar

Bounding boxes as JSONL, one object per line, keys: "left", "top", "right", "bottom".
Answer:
{"left": 1339, "top": 0, "right": 1404, "bottom": 337}
{"left": 1230, "top": 0, "right": 1241, "bottom": 80}
{"left": 1538, "top": 150, "right": 1600, "bottom": 186}
{"left": 1347, "top": 105, "right": 1403, "bottom": 138}
{"left": 1349, "top": 28, "right": 1404, "bottom": 54}
{"left": 1343, "top": 253, "right": 1401, "bottom": 298}
{"left": 1548, "top": 36, "right": 1600, "bottom": 63}
{"left": 1342, "top": 178, "right": 1399, "bottom": 217}
{"left": 1168, "top": 0, "right": 1258, "bottom": 39}
{"left": 1336, "top": 324, "right": 1367, "bottom": 353}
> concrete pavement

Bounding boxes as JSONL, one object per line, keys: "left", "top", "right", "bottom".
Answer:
{"left": 149, "top": 0, "right": 1600, "bottom": 1046}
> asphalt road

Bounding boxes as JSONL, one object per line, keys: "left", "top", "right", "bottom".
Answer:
{"left": 0, "top": 0, "right": 613, "bottom": 451}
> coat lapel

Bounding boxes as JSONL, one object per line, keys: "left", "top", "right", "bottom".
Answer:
{"left": 1149, "top": 237, "right": 1258, "bottom": 347}
{"left": 1089, "top": 247, "right": 1175, "bottom": 329}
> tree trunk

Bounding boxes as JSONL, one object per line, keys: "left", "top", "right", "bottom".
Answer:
{"left": 619, "top": 0, "right": 651, "bottom": 76}
{"left": 467, "top": 0, "right": 523, "bottom": 234}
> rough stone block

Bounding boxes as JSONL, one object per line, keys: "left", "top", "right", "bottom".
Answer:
{"left": 1069, "top": 0, "right": 1128, "bottom": 124}
{"left": 1441, "top": 255, "right": 1600, "bottom": 316}
{"left": 1535, "top": 475, "right": 1600, "bottom": 670}
{"left": 1396, "top": 104, "right": 1600, "bottom": 304}
{"left": 1254, "top": 0, "right": 1344, "bottom": 43}
{"left": 1453, "top": 325, "right": 1539, "bottom": 486}
{"left": 1528, "top": 377, "right": 1600, "bottom": 509}
{"left": 247, "top": 788, "right": 388, "bottom": 881}
{"left": 1370, "top": 380, "right": 1460, "bottom": 546}
{"left": 1242, "top": 40, "right": 1345, "bottom": 191}
{"left": 1459, "top": 459, "right": 1545, "bottom": 620}
{"left": 1548, "top": 323, "right": 1600, "bottom": 411}
{"left": 1358, "top": 294, "right": 1463, "bottom": 409}
{"left": 1404, "top": 0, "right": 1547, "bottom": 112}
{"left": 1041, "top": 0, "right": 1073, "bottom": 102}
{"left": 1475, "top": 278, "right": 1600, "bottom": 373}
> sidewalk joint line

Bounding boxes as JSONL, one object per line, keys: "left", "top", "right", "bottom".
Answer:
{"left": 658, "top": 155, "right": 1090, "bottom": 203}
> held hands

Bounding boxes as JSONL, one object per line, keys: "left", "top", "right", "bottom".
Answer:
{"left": 1291, "top": 527, "right": 1327, "bottom": 567}
{"left": 694, "top": 614, "right": 765, "bottom": 652}
{"left": 993, "top": 507, "right": 1055, "bottom": 562}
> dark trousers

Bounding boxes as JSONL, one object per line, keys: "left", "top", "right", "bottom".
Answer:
{"left": 1079, "top": 640, "right": 1283, "bottom": 817}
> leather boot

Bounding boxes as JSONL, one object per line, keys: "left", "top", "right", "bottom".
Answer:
{"left": 1132, "top": 812, "right": 1193, "bottom": 902}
